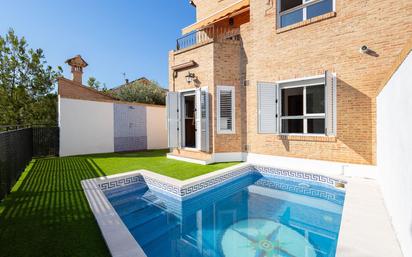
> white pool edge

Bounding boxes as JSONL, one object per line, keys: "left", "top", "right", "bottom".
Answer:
{"left": 81, "top": 179, "right": 147, "bottom": 257}
{"left": 336, "top": 176, "right": 404, "bottom": 257}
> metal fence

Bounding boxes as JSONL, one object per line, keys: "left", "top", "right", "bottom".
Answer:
{"left": 0, "top": 126, "right": 59, "bottom": 200}
{"left": 33, "top": 127, "right": 59, "bottom": 156}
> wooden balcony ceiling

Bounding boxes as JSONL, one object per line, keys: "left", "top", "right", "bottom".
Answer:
{"left": 182, "top": 0, "right": 250, "bottom": 34}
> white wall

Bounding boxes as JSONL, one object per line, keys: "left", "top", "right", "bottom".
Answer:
{"left": 59, "top": 97, "right": 114, "bottom": 156}
{"left": 146, "top": 106, "right": 168, "bottom": 149}
{"left": 377, "top": 52, "right": 412, "bottom": 257}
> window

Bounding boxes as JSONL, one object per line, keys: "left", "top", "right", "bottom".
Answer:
{"left": 257, "top": 72, "right": 336, "bottom": 136}
{"left": 280, "top": 83, "right": 325, "bottom": 134}
{"left": 217, "top": 86, "right": 235, "bottom": 134}
{"left": 278, "top": 0, "right": 334, "bottom": 28}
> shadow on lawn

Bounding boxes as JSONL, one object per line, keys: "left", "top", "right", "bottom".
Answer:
{"left": 82, "top": 149, "right": 169, "bottom": 159}
{"left": 0, "top": 157, "right": 110, "bottom": 257}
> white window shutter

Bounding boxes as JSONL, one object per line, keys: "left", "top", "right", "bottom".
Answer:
{"left": 325, "top": 71, "right": 337, "bottom": 136}
{"left": 199, "top": 87, "right": 209, "bottom": 152}
{"left": 217, "top": 86, "right": 235, "bottom": 133}
{"left": 258, "top": 82, "right": 278, "bottom": 134}
{"left": 166, "top": 92, "right": 180, "bottom": 148}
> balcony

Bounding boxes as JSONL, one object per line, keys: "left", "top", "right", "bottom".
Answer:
{"left": 176, "top": 26, "right": 241, "bottom": 51}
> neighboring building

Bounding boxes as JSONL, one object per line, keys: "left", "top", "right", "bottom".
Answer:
{"left": 110, "top": 77, "right": 168, "bottom": 95}
{"left": 109, "top": 77, "right": 168, "bottom": 105}
{"left": 58, "top": 55, "right": 168, "bottom": 156}
{"left": 166, "top": 0, "right": 412, "bottom": 166}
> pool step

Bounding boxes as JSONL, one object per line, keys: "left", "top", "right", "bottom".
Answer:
{"left": 132, "top": 217, "right": 180, "bottom": 246}
{"left": 115, "top": 197, "right": 164, "bottom": 217}
{"left": 141, "top": 191, "right": 159, "bottom": 202}
{"left": 124, "top": 205, "right": 166, "bottom": 229}
{"left": 143, "top": 235, "right": 217, "bottom": 257}
{"left": 110, "top": 189, "right": 160, "bottom": 209}
{"left": 140, "top": 191, "right": 168, "bottom": 209}
{"left": 139, "top": 222, "right": 180, "bottom": 246}
{"left": 104, "top": 182, "right": 147, "bottom": 199}
{"left": 108, "top": 186, "right": 149, "bottom": 205}
{"left": 142, "top": 228, "right": 177, "bottom": 257}
{"left": 113, "top": 197, "right": 150, "bottom": 213}
{"left": 131, "top": 211, "right": 169, "bottom": 235}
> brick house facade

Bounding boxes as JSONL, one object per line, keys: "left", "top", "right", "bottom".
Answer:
{"left": 167, "top": 0, "right": 412, "bottom": 165}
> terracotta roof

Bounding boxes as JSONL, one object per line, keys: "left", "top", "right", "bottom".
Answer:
{"left": 58, "top": 77, "right": 165, "bottom": 108}
{"left": 58, "top": 77, "right": 116, "bottom": 101}
{"left": 110, "top": 77, "right": 168, "bottom": 93}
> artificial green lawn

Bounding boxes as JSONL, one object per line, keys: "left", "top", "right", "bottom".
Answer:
{"left": 0, "top": 149, "right": 239, "bottom": 257}
{"left": 90, "top": 149, "right": 239, "bottom": 180}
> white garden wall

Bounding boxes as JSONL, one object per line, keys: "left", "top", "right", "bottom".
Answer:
{"left": 59, "top": 97, "right": 115, "bottom": 156}
{"left": 59, "top": 97, "right": 167, "bottom": 157}
{"left": 377, "top": 51, "right": 412, "bottom": 257}
{"left": 146, "top": 106, "right": 168, "bottom": 149}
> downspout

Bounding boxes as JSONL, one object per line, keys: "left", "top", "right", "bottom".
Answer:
{"left": 170, "top": 51, "right": 177, "bottom": 92}
{"left": 173, "top": 68, "right": 177, "bottom": 92}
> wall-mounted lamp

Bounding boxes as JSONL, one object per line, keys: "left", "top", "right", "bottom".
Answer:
{"left": 359, "top": 45, "right": 370, "bottom": 54}
{"left": 185, "top": 72, "right": 196, "bottom": 84}
{"left": 359, "top": 45, "right": 379, "bottom": 57}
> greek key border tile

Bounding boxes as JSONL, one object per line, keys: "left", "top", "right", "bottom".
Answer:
{"left": 254, "top": 165, "right": 346, "bottom": 187}
{"left": 254, "top": 178, "right": 344, "bottom": 205}
{"left": 141, "top": 175, "right": 181, "bottom": 196}
{"left": 99, "top": 175, "right": 144, "bottom": 191}
{"left": 98, "top": 165, "right": 346, "bottom": 199}
{"left": 180, "top": 166, "right": 253, "bottom": 197}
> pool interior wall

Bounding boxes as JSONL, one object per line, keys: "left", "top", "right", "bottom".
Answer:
{"left": 104, "top": 169, "right": 345, "bottom": 257}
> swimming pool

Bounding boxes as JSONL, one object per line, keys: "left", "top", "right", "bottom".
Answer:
{"left": 102, "top": 169, "right": 345, "bottom": 257}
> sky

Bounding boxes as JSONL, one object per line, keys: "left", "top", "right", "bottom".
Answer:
{"left": 0, "top": 0, "right": 196, "bottom": 89}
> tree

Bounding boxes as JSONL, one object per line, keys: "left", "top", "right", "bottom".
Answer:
{"left": 87, "top": 76, "right": 109, "bottom": 92}
{"left": 110, "top": 80, "right": 166, "bottom": 105}
{"left": 87, "top": 76, "right": 101, "bottom": 90}
{"left": 0, "top": 29, "right": 62, "bottom": 125}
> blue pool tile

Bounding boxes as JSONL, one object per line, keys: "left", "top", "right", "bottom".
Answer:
{"left": 105, "top": 172, "right": 345, "bottom": 257}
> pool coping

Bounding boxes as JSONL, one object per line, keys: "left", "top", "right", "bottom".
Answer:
{"left": 336, "top": 176, "right": 403, "bottom": 257}
{"left": 81, "top": 163, "right": 402, "bottom": 257}
{"left": 81, "top": 178, "right": 147, "bottom": 257}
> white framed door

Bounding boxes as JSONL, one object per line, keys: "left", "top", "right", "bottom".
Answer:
{"left": 181, "top": 91, "right": 197, "bottom": 149}
{"left": 172, "top": 87, "right": 209, "bottom": 152}
{"left": 167, "top": 88, "right": 209, "bottom": 151}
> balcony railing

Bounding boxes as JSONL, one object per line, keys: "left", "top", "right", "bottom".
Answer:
{"left": 176, "top": 27, "right": 241, "bottom": 51}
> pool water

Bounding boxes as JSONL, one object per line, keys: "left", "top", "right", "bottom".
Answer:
{"left": 105, "top": 173, "right": 345, "bottom": 257}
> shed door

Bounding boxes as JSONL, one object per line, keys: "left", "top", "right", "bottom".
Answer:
{"left": 114, "top": 104, "right": 147, "bottom": 152}
{"left": 166, "top": 92, "right": 180, "bottom": 148}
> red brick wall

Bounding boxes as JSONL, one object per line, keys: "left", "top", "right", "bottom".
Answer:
{"left": 170, "top": 0, "right": 412, "bottom": 165}
{"left": 240, "top": 0, "right": 412, "bottom": 165}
